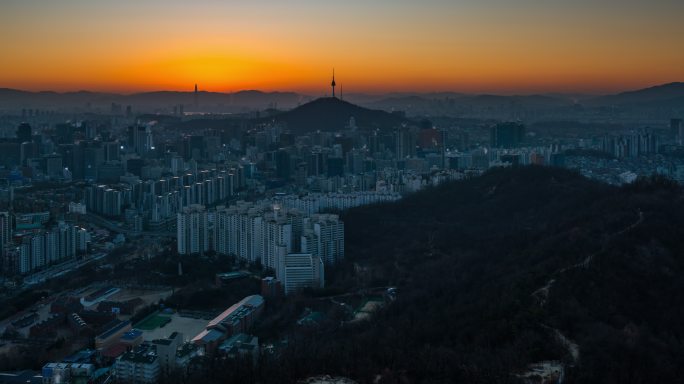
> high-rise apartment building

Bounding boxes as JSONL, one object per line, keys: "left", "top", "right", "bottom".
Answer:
{"left": 177, "top": 204, "right": 208, "bottom": 255}
{"left": 302, "top": 214, "right": 344, "bottom": 265}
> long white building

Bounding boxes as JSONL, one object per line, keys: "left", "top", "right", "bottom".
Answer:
{"left": 277, "top": 251, "right": 324, "bottom": 295}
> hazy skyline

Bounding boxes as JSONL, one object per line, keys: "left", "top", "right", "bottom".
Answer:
{"left": 1, "top": 0, "right": 683, "bottom": 94}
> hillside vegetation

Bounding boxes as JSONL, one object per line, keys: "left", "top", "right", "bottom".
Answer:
{"left": 190, "top": 166, "right": 684, "bottom": 383}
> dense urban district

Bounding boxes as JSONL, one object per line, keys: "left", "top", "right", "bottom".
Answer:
{"left": 0, "top": 82, "right": 684, "bottom": 383}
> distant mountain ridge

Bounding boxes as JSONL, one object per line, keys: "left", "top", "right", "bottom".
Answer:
{"left": 588, "top": 82, "right": 684, "bottom": 107}
{"left": 0, "top": 88, "right": 310, "bottom": 111}
{"left": 1, "top": 81, "right": 683, "bottom": 112}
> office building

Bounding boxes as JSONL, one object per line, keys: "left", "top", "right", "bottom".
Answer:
{"left": 17, "top": 122, "right": 32, "bottom": 142}
{"left": 490, "top": 122, "right": 525, "bottom": 148}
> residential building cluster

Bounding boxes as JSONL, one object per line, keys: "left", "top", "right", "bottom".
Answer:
{"left": 601, "top": 130, "right": 660, "bottom": 158}
{"left": 84, "top": 167, "right": 242, "bottom": 224}
{"left": 1, "top": 215, "right": 88, "bottom": 275}
{"left": 177, "top": 198, "right": 344, "bottom": 294}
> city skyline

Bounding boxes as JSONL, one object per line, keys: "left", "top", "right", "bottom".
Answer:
{"left": 2, "top": 0, "right": 683, "bottom": 94}
{"left": 2, "top": 2, "right": 684, "bottom": 381}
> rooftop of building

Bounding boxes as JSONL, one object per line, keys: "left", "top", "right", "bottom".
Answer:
{"left": 192, "top": 328, "right": 224, "bottom": 344}
{"left": 61, "top": 349, "right": 96, "bottom": 364}
{"left": 96, "top": 320, "right": 130, "bottom": 341}
{"left": 120, "top": 329, "right": 143, "bottom": 341}
{"left": 0, "top": 370, "right": 43, "bottom": 384}
{"left": 206, "top": 295, "right": 264, "bottom": 330}
{"left": 177, "top": 342, "right": 197, "bottom": 358}
{"left": 101, "top": 343, "right": 128, "bottom": 359}
{"left": 218, "top": 333, "right": 258, "bottom": 354}
{"left": 216, "top": 271, "right": 249, "bottom": 281}
{"left": 118, "top": 351, "right": 158, "bottom": 364}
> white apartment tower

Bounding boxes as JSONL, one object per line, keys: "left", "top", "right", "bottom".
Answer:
{"left": 263, "top": 218, "right": 292, "bottom": 271}
{"left": 302, "top": 214, "right": 344, "bottom": 265}
{"left": 177, "top": 204, "right": 209, "bottom": 255}
{"left": 239, "top": 210, "right": 263, "bottom": 263}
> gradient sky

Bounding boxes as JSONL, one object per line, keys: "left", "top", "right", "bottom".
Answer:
{"left": 1, "top": 0, "right": 683, "bottom": 94}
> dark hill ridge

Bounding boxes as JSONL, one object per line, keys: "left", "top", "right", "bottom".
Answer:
{"left": 269, "top": 97, "right": 410, "bottom": 133}
{"left": 589, "top": 81, "right": 684, "bottom": 106}
{"left": 261, "top": 167, "right": 684, "bottom": 383}
{"left": 2, "top": 81, "right": 684, "bottom": 112}
{"left": 167, "top": 97, "right": 409, "bottom": 134}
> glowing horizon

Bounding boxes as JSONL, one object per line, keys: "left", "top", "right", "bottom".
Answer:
{"left": 1, "top": 0, "right": 683, "bottom": 95}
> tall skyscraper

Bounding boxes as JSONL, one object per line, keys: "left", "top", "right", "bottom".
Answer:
{"left": 671, "top": 118, "right": 683, "bottom": 144}
{"left": 16, "top": 122, "right": 32, "bottom": 143}
{"left": 670, "top": 118, "right": 682, "bottom": 137}
{"left": 194, "top": 83, "right": 198, "bottom": 108}
{"left": 395, "top": 126, "right": 416, "bottom": 159}
{"left": 0, "top": 212, "right": 11, "bottom": 250}
{"left": 490, "top": 122, "right": 526, "bottom": 148}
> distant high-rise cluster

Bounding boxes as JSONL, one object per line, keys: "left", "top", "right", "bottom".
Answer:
{"left": 126, "top": 124, "right": 155, "bottom": 155}
{"left": 602, "top": 130, "right": 660, "bottom": 158}
{"left": 1, "top": 220, "right": 87, "bottom": 275}
{"left": 84, "top": 185, "right": 124, "bottom": 217}
{"left": 274, "top": 190, "right": 400, "bottom": 214}
{"left": 84, "top": 168, "right": 242, "bottom": 227}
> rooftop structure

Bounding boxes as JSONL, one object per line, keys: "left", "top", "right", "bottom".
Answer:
{"left": 192, "top": 295, "right": 264, "bottom": 350}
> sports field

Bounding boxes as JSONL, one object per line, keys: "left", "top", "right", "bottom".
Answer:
{"left": 135, "top": 312, "right": 172, "bottom": 330}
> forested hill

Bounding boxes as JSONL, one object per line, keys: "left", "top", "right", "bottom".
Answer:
{"left": 329, "top": 166, "right": 684, "bottom": 383}
{"left": 268, "top": 97, "right": 408, "bottom": 133}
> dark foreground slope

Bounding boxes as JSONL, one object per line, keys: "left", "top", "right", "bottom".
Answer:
{"left": 337, "top": 167, "right": 684, "bottom": 383}
{"left": 190, "top": 167, "right": 684, "bottom": 384}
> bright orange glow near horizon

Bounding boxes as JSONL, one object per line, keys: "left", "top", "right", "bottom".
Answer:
{"left": 1, "top": 0, "right": 683, "bottom": 95}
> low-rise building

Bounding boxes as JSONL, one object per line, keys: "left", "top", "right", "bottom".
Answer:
{"left": 217, "top": 333, "right": 259, "bottom": 365}
{"left": 191, "top": 295, "right": 264, "bottom": 352}
{"left": 113, "top": 348, "right": 160, "bottom": 384}
{"left": 95, "top": 320, "right": 132, "bottom": 349}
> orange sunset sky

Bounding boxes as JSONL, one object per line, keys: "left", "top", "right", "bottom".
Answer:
{"left": 1, "top": 0, "right": 683, "bottom": 95}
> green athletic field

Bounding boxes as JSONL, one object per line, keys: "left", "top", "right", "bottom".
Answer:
{"left": 135, "top": 312, "right": 172, "bottom": 330}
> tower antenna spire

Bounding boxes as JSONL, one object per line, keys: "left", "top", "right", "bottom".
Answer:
{"left": 194, "top": 84, "right": 198, "bottom": 108}
{"left": 331, "top": 68, "right": 336, "bottom": 98}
